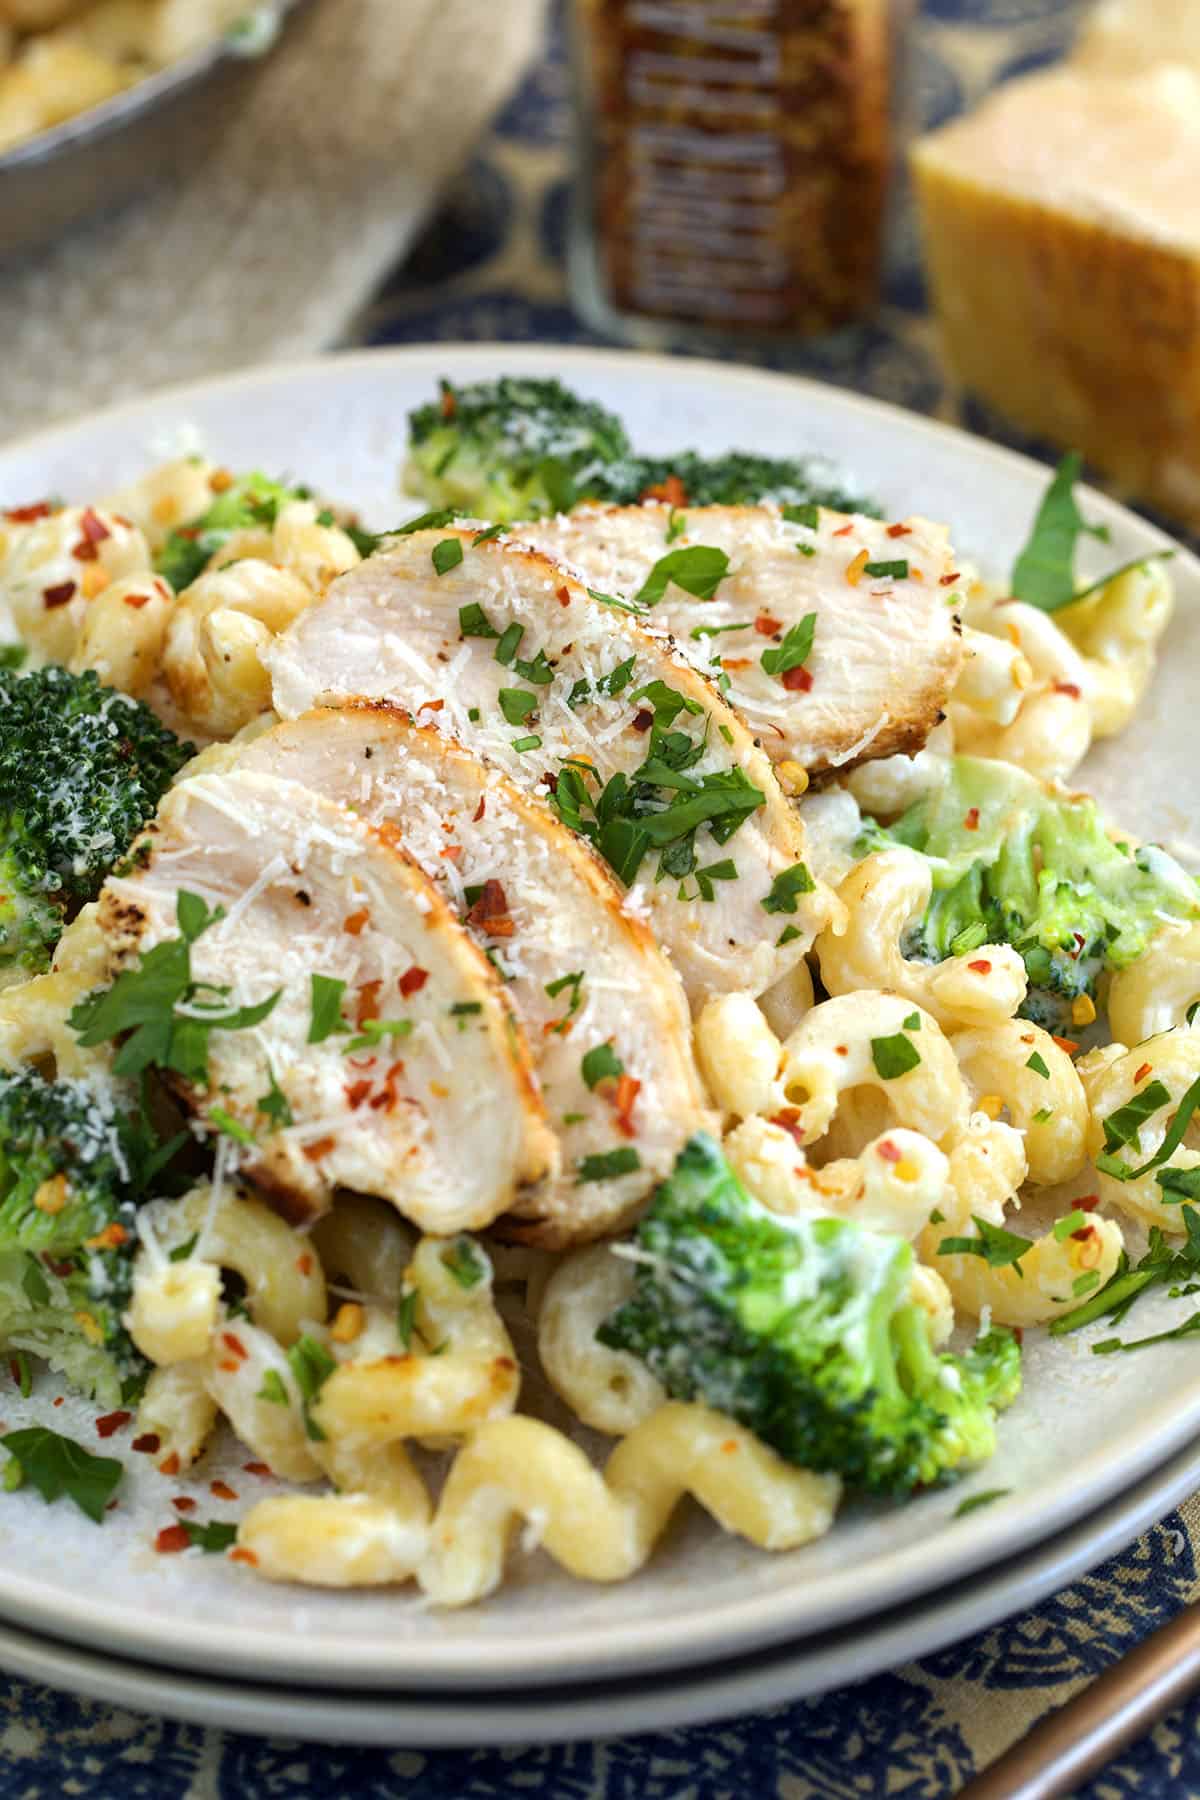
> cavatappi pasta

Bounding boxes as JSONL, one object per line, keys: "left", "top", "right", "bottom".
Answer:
{"left": 0, "top": 424, "right": 1192, "bottom": 1612}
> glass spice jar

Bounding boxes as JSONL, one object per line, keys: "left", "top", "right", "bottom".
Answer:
{"left": 566, "top": 0, "right": 914, "bottom": 348}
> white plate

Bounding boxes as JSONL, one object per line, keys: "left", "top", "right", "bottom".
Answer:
{"left": 3, "top": 1430, "right": 1199, "bottom": 1747}
{"left": 0, "top": 346, "right": 1197, "bottom": 1695}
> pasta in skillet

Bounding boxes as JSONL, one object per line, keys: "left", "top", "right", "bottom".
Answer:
{"left": 0, "top": 383, "right": 1194, "bottom": 1612}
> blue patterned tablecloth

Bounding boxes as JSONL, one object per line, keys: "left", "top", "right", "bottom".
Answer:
{"left": 5, "top": 3, "right": 1200, "bottom": 1795}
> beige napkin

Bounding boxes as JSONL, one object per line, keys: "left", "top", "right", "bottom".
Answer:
{"left": 0, "top": 0, "right": 545, "bottom": 442}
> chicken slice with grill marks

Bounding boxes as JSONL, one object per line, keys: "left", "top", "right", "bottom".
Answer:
{"left": 236, "top": 706, "right": 716, "bottom": 1246}
{"left": 264, "top": 529, "right": 835, "bottom": 1008}
{"left": 519, "top": 503, "right": 965, "bottom": 780}
{"left": 95, "top": 769, "right": 556, "bottom": 1233}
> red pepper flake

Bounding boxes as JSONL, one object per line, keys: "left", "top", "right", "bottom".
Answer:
{"left": 42, "top": 580, "right": 76, "bottom": 609}
{"left": 1012, "top": 1327, "right": 1024, "bottom": 1347}
{"left": 632, "top": 709, "right": 654, "bottom": 732}
{"left": 71, "top": 507, "right": 111, "bottom": 561}
{"left": 229, "top": 1547, "right": 259, "bottom": 1567}
{"left": 835, "top": 1045, "right": 849, "bottom": 1056}
{"left": 158, "top": 1452, "right": 181, "bottom": 1476}
{"left": 172, "top": 1496, "right": 196, "bottom": 1513}
{"left": 399, "top": 966, "right": 428, "bottom": 998}
{"left": 123, "top": 591, "right": 152, "bottom": 609}
{"left": 343, "top": 908, "right": 370, "bottom": 936}
{"left": 344, "top": 1079, "right": 372, "bottom": 1110}
{"left": 754, "top": 613, "right": 782, "bottom": 636}
{"left": 467, "top": 878, "right": 514, "bottom": 939}
{"left": 355, "top": 980, "right": 382, "bottom": 1027}
{"left": 832, "top": 523, "right": 854, "bottom": 538}
{"left": 1051, "top": 1035, "right": 1080, "bottom": 1056}
{"left": 720, "top": 1438, "right": 739, "bottom": 1455}
{"left": 781, "top": 665, "right": 813, "bottom": 693}
{"left": 221, "top": 1332, "right": 247, "bottom": 1360}
{"left": 44, "top": 1257, "right": 74, "bottom": 1278}
{"left": 876, "top": 1140, "right": 901, "bottom": 1164}
{"left": 556, "top": 584, "right": 571, "bottom": 608}
{"left": 439, "top": 844, "right": 462, "bottom": 861}
{"left": 368, "top": 1060, "right": 407, "bottom": 1112}
{"left": 1053, "top": 681, "right": 1082, "bottom": 699}
{"left": 640, "top": 473, "right": 688, "bottom": 506}
{"left": 1079, "top": 1194, "right": 1100, "bottom": 1211}
{"left": 939, "top": 572, "right": 961, "bottom": 587}
{"left": 95, "top": 1410, "right": 131, "bottom": 1439}
{"left": 1134, "top": 1062, "right": 1152, "bottom": 1084}
{"left": 302, "top": 1136, "right": 336, "bottom": 1162}
{"left": 4, "top": 501, "right": 51, "bottom": 522}
{"left": 967, "top": 959, "right": 992, "bottom": 974}
{"left": 1071, "top": 1224, "right": 1096, "bottom": 1242}
{"left": 769, "top": 1109, "right": 805, "bottom": 1147}
{"left": 963, "top": 808, "right": 980, "bottom": 831}
{"left": 720, "top": 657, "right": 752, "bottom": 671}
{"left": 243, "top": 1461, "right": 272, "bottom": 1478}
{"left": 612, "top": 1073, "right": 641, "bottom": 1139}
{"left": 886, "top": 522, "right": 912, "bottom": 538}
{"left": 417, "top": 698, "right": 444, "bottom": 714}
{"left": 210, "top": 1479, "right": 238, "bottom": 1501}
{"left": 472, "top": 796, "right": 486, "bottom": 823}
{"left": 52, "top": 1397, "right": 63, "bottom": 1408}
{"left": 155, "top": 1524, "right": 191, "bottom": 1554}
{"left": 131, "top": 1433, "right": 161, "bottom": 1455}
{"left": 297, "top": 1253, "right": 313, "bottom": 1277}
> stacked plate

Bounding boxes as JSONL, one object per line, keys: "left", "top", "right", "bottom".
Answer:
{"left": 0, "top": 348, "right": 1196, "bottom": 1745}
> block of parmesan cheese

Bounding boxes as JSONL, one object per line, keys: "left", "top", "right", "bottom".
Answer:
{"left": 912, "top": 65, "right": 1200, "bottom": 525}
{"left": 1076, "top": 0, "right": 1200, "bottom": 77}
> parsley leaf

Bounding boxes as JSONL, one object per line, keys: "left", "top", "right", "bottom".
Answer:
{"left": 459, "top": 601, "right": 498, "bottom": 638}
{"left": 343, "top": 1018, "right": 414, "bottom": 1054}
{"left": 577, "top": 1147, "right": 641, "bottom": 1184}
{"left": 256, "top": 1064, "right": 293, "bottom": 1129}
{"left": 307, "top": 974, "right": 349, "bottom": 1043}
{"left": 954, "top": 1488, "right": 1011, "bottom": 1518}
{"left": 2, "top": 1426, "right": 122, "bottom": 1524}
{"left": 397, "top": 1289, "right": 418, "bottom": 1350}
{"left": 287, "top": 1335, "right": 337, "bottom": 1442}
{"left": 256, "top": 1369, "right": 288, "bottom": 1405}
{"left": 442, "top": 1238, "right": 486, "bottom": 1290}
{"left": 209, "top": 1106, "right": 254, "bottom": 1146}
{"left": 581, "top": 1043, "right": 624, "bottom": 1089}
{"left": 782, "top": 503, "right": 819, "bottom": 529}
{"left": 1010, "top": 452, "right": 1111, "bottom": 612}
{"left": 665, "top": 508, "right": 688, "bottom": 544}
{"left": 545, "top": 970, "right": 584, "bottom": 1032}
{"left": 498, "top": 687, "right": 538, "bottom": 726}
{"left": 937, "top": 1215, "right": 1034, "bottom": 1275}
{"left": 1050, "top": 1203, "right": 1200, "bottom": 1338}
{"left": 182, "top": 1518, "right": 239, "bottom": 1553}
{"left": 1157, "top": 1166, "right": 1200, "bottom": 1204}
{"left": 761, "top": 613, "right": 816, "bottom": 681}
{"left": 871, "top": 1033, "right": 921, "bottom": 1080}
{"left": 1053, "top": 1209, "right": 1088, "bottom": 1241}
{"left": 634, "top": 546, "right": 730, "bottom": 607}
{"left": 762, "top": 862, "right": 815, "bottom": 915}
{"left": 494, "top": 623, "right": 523, "bottom": 667}
{"left": 1026, "top": 1052, "right": 1050, "bottom": 1079}
{"left": 1071, "top": 550, "right": 1174, "bottom": 605}
{"left": 1096, "top": 1075, "right": 1200, "bottom": 1181}
{"left": 432, "top": 538, "right": 463, "bottom": 576}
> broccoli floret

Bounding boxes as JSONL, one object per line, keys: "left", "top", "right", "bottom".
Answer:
{"left": 154, "top": 470, "right": 312, "bottom": 591}
{"left": 403, "top": 376, "right": 881, "bottom": 522}
{"left": 0, "top": 664, "right": 193, "bottom": 983}
{"left": 405, "top": 376, "right": 637, "bottom": 521}
{"left": 857, "top": 756, "right": 1200, "bottom": 1027}
{"left": 0, "top": 1068, "right": 150, "bottom": 1405}
{"left": 599, "top": 1135, "right": 1021, "bottom": 1497}
{"left": 624, "top": 450, "right": 881, "bottom": 517}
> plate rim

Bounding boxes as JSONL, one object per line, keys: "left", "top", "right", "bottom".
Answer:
{"left": 2, "top": 1429, "right": 1198, "bottom": 1747}
{"left": 1, "top": 341, "right": 1198, "bottom": 1691}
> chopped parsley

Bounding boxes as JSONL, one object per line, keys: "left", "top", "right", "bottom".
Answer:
{"left": 459, "top": 602, "right": 498, "bottom": 639}
{"left": 256, "top": 1065, "right": 293, "bottom": 1129}
{"left": 634, "top": 545, "right": 730, "bottom": 607}
{"left": 69, "top": 891, "right": 281, "bottom": 1086}
{"left": 432, "top": 538, "right": 463, "bottom": 575}
{"left": 587, "top": 586, "right": 646, "bottom": 617}
{"left": 690, "top": 621, "right": 752, "bottom": 640}
{"left": 343, "top": 1018, "right": 413, "bottom": 1054}
{"left": 512, "top": 735, "right": 542, "bottom": 753}
{"left": 1011, "top": 453, "right": 1111, "bottom": 612}
{"left": 577, "top": 1147, "right": 641, "bottom": 1184}
{"left": 1050, "top": 1203, "right": 1200, "bottom": 1341}
{"left": 1096, "top": 1076, "right": 1200, "bottom": 1182}
{"left": 494, "top": 623, "right": 523, "bottom": 667}
{"left": 442, "top": 1238, "right": 486, "bottom": 1290}
{"left": 1026, "top": 1052, "right": 1050, "bottom": 1079}
{"left": 545, "top": 970, "right": 584, "bottom": 1032}
{"left": 760, "top": 613, "right": 816, "bottom": 682}
{"left": 665, "top": 508, "right": 688, "bottom": 544}
{"left": 863, "top": 559, "right": 909, "bottom": 580}
{"left": 761, "top": 862, "right": 815, "bottom": 915}
{"left": 581, "top": 1043, "right": 624, "bottom": 1089}
{"left": 307, "top": 974, "right": 349, "bottom": 1043}
{"left": 1053, "top": 1209, "right": 1088, "bottom": 1241}
{"left": 954, "top": 1488, "right": 1011, "bottom": 1518}
{"left": 397, "top": 1289, "right": 418, "bottom": 1350}
{"left": 180, "top": 1518, "right": 238, "bottom": 1553}
{"left": 937, "top": 1216, "right": 1034, "bottom": 1275}
{"left": 2, "top": 1426, "right": 122, "bottom": 1524}
{"left": 870, "top": 1032, "right": 921, "bottom": 1080}
{"left": 782, "top": 503, "right": 819, "bottom": 529}
{"left": 208, "top": 1107, "right": 254, "bottom": 1147}
{"left": 256, "top": 1369, "right": 288, "bottom": 1405}
{"left": 902, "top": 1011, "right": 921, "bottom": 1031}
{"left": 287, "top": 1335, "right": 337, "bottom": 1441}
{"left": 498, "top": 688, "right": 538, "bottom": 726}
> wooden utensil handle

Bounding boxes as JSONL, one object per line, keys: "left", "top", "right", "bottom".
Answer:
{"left": 958, "top": 1601, "right": 1200, "bottom": 1800}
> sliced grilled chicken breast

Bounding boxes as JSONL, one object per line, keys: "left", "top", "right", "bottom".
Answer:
{"left": 96, "top": 770, "right": 555, "bottom": 1233}
{"left": 521, "top": 503, "right": 964, "bottom": 779}
{"left": 265, "top": 529, "right": 833, "bottom": 1007}
{"left": 238, "top": 708, "right": 716, "bottom": 1245}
